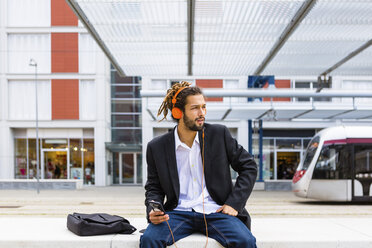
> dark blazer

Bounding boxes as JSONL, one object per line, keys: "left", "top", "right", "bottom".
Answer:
{"left": 144, "top": 123, "right": 257, "bottom": 229}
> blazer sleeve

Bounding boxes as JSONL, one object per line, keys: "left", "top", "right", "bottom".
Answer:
{"left": 144, "top": 143, "right": 165, "bottom": 223}
{"left": 223, "top": 126, "right": 258, "bottom": 213}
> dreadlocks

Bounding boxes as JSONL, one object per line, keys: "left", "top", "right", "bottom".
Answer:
{"left": 157, "top": 81, "right": 203, "bottom": 121}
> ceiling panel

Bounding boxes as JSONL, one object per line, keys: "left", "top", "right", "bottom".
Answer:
{"left": 332, "top": 45, "right": 372, "bottom": 76}
{"left": 331, "top": 105, "right": 372, "bottom": 119}
{"left": 71, "top": 0, "right": 372, "bottom": 76}
{"left": 264, "top": 0, "right": 372, "bottom": 76}
{"left": 271, "top": 104, "right": 313, "bottom": 119}
{"left": 76, "top": 0, "right": 188, "bottom": 76}
{"left": 227, "top": 104, "right": 272, "bottom": 119}
{"left": 295, "top": 104, "right": 354, "bottom": 119}
{"left": 193, "top": 0, "right": 305, "bottom": 75}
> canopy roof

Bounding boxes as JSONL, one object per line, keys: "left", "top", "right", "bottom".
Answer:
{"left": 68, "top": 0, "right": 372, "bottom": 77}
{"left": 141, "top": 89, "right": 372, "bottom": 121}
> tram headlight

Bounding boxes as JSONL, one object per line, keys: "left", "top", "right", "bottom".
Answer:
{"left": 292, "top": 170, "right": 306, "bottom": 183}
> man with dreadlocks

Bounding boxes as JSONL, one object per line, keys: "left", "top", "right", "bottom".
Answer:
{"left": 140, "top": 81, "right": 257, "bottom": 248}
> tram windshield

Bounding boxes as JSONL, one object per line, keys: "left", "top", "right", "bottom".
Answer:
{"left": 301, "top": 136, "right": 320, "bottom": 170}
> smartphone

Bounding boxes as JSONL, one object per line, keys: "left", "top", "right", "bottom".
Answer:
{"left": 148, "top": 200, "right": 165, "bottom": 214}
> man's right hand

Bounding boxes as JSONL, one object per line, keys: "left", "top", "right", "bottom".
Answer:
{"left": 149, "top": 210, "right": 169, "bottom": 224}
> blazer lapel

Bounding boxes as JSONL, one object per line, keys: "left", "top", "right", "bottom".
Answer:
{"left": 165, "top": 128, "right": 180, "bottom": 199}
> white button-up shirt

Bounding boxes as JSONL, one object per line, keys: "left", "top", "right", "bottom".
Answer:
{"left": 173, "top": 126, "right": 221, "bottom": 214}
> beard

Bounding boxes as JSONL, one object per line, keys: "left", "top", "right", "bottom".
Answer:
{"left": 183, "top": 113, "right": 204, "bottom": 131}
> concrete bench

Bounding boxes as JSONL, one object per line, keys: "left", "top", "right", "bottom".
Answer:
{"left": 0, "top": 179, "right": 83, "bottom": 190}
{"left": 1, "top": 217, "right": 372, "bottom": 247}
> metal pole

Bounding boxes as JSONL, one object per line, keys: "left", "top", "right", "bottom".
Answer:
{"left": 248, "top": 120, "right": 252, "bottom": 155}
{"left": 141, "top": 89, "right": 372, "bottom": 98}
{"left": 29, "top": 59, "right": 40, "bottom": 194}
{"left": 259, "top": 120, "right": 263, "bottom": 182}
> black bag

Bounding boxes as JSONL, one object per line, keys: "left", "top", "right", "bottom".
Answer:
{"left": 67, "top": 212, "right": 137, "bottom": 236}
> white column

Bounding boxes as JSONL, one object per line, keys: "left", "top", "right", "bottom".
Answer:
{"left": 0, "top": 0, "right": 11, "bottom": 179}
{"left": 141, "top": 76, "right": 154, "bottom": 186}
{"left": 93, "top": 49, "right": 110, "bottom": 186}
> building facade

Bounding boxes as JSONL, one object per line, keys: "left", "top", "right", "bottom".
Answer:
{"left": 0, "top": 0, "right": 111, "bottom": 186}
{"left": 1, "top": 0, "right": 372, "bottom": 188}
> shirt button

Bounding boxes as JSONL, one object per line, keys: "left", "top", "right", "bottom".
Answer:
{"left": 191, "top": 164, "right": 194, "bottom": 167}
{"left": 193, "top": 178, "right": 196, "bottom": 182}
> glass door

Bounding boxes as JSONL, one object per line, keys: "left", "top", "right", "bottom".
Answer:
{"left": 276, "top": 151, "right": 301, "bottom": 180}
{"left": 119, "top": 153, "right": 138, "bottom": 184}
{"left": 41, "top": 149, "right": 68, "bottom": 179}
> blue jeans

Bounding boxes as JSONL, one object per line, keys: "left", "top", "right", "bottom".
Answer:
{"left": 140, "top": 210, "right": 257, "bottom": 248}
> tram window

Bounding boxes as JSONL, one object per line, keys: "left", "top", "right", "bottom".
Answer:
{"left": 354, "top": 145, "right": 372, "bottom": 175}
{"left": 312, "top": 145, "right": 351, "bottom": 179}
{"left": 301, "top": 136, "right": 319, "bottom": 170}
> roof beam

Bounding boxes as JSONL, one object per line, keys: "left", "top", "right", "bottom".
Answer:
{"left": 320, "top": 39, "right": 372, "bottom": 76}
{"left": 141, "top": 89, "right": 372, "bottom": 98}
{"left": 254, "top": 0, "right": 317, "bottom": 75}
{"left": 66, "top": 0, "right": 126, "bottom": 77}
{"left": 187, "top": 0, "right": 195, "bottom": 76}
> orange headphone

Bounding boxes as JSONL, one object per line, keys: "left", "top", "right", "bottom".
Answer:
{"left": 171, "top": 87, "right": 187, "bottom": 119}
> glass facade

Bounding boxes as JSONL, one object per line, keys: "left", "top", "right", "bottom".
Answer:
{"left": 15, "top": 139, "right": 27, "bottom": 179}
{"left": 111, "top": 69, "right": 142, "bottom": 144}
{"left": 83, "top": 139, "right": 95, "bottom": 185}
{"left": 110, "top": 66, "right": 142, "bottom": 185}
{"left": 253, "top": 137, "right": 312, "bottom": 181}
{"left": 14, "top": 138, "right": 95, "bottom": 184}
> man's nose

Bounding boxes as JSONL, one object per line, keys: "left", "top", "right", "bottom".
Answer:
{"left": 198, "top": 107, "right": 206, "bottom": 116}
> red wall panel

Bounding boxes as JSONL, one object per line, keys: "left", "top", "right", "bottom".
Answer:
{"left": 195, "top": 79, "right": 223, "bottom": 102}
{"left": 51, "top": 0, "right": 78, "bottom": 26}
{"left": 263, "top": 79, "right": 291, "bottom": 102}
{"left": 52, "top": 79, "right": 79, "bottom": 120}
{"left": 51, "top": 33, "right": 79, "bottom": 73}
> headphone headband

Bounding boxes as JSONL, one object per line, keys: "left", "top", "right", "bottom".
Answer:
{"left": 172, "top": 87, "right": 187, "bottom": 105}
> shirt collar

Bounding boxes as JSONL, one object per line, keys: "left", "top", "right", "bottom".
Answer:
{"left": 175, "top": 126, "right": 199, "bottom": 150}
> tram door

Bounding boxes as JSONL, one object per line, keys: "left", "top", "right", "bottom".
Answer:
{"left": 352, "top": 144, "right": 372, "bottom": 200}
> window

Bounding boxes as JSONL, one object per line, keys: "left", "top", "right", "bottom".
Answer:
{"left": 8, "top": 34, "right": 51, "bottom": 73}
{"left": 7, "top": 0, "right": 50, "bottom": 27}
{"left": 151, "top": 80, "right": 167, "bottom": 90}
{"left": 8, "top": 80, "right": 51, "bottom": 120}
{"left": 342, "top": 81, "right": 372, "bottom": 104}
{"left": 312, "top": 145, "right": 351, "bottom": 179}
{"left": 294, "top": 81, "right": 330, "bottom": 102}
{"left": 83, "top": 139, "right": 95, "bottom": 185}
{"left": 224, "top": 80, "right": 239, "bottom": 103}
{"left": 111, "top": 70, "right": 142, "bottom": 145}
{"left": 70, "top": 139, "right": 82, "bottom": 179}
{"left": 111, "top": 99, "right": 141, "bottom": 113}
{"left": 79, "top": 34, "right": 97, "bottom": 74}
{"left": 300, "top": 136, "right": 320, "bottom": 171}
{"left": 80, "top": 80, "right": 96, "bottom": 120}
{"left": 112, "top": 114, "right": 141, "bottom": 127}
{"left": 354, "top": 145, "right": 372, "bottom": 177}
{"left": 276, "top": 139, "right": 302, "bottom": 149}
{"left": 15, "top": 139, "right": 27, "bottom": 179}
{"left": 112, "top": 129, "right": 142, "bottom": 144}
{"left": 111, "top": 85, "right": 141, "bottom": 98}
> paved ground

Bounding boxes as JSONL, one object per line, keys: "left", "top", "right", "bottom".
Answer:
{"left": 1, "top": 186, "right": 372, "bottom": 218}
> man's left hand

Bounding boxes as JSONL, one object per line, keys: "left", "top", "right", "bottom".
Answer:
{"left": 216, "top": 204, "right": 238, "bottom": 216}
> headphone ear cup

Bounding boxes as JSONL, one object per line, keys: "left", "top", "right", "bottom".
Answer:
{"left": 172, "top": 107, "right": 183, "bottom": 119}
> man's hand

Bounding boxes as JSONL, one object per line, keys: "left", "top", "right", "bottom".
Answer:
{"left": 216, "top": 204, "right": 238, "bottom": 216}
{"left": 149, "top": 210, "right": 169, "bottom": 224}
